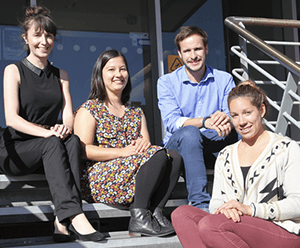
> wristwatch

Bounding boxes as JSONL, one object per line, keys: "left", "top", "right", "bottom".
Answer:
{"left": 202, "top": 116, "right": 210, "bottom": 129}
{"left": 250, "top": 203, "right": 256, "bottom": 217}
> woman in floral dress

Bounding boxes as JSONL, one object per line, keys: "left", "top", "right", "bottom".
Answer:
{"left": 74, "top": 49, "right": 183, "bottom": 237}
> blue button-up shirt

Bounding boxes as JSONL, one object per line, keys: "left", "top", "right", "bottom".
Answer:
{"left": 157, "top": 65, "right": 235, "bottom": 145}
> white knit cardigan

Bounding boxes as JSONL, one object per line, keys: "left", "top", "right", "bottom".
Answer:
{"left": 209, "top": 131, "right": 300, "bottom": 235}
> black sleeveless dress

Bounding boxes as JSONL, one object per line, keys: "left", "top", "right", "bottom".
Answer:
{"left": 1, "top": 58, "right": 63, "bottom": 143}
{"left": 0, "top": 59, "right": 84, "bottom": 222}
{"left": 0, "top": 58, "right": 64, "bottom": 175}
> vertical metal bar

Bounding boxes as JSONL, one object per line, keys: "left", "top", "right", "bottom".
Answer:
{"left": 147, "top": 0, "right": 163, "bottom": 144}
{"left": 291, "top": 0, "right": 299, "bottom": 62}
{"left": 238, "top": 22, "right": 249, "bottom": 81}
{"left": 30, "top": 0, "right": 37, "bottom": 7}
{"left": 153, "top": 0, "right": 166, "bottom": 140}
{"left": 155, "top": 0, "right": 164, "bottom": 78}
{"left": 275, "top": 72, "right": 299, "bottom": 135}
{"left": 291, "top": 0, "right": 300, "bottom": 140}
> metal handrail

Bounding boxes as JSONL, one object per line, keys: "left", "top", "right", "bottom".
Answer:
{"left": 230, "top": 45, "right": 287, "bottom": 90}
{"left": 224, "top": 16, "right": 300, "bottom": 140}
{"left": 231, "top": 45, "right": 300, "bottom": 103}
{"left": 224, "top": 16, "right": 300, "bottom": 77}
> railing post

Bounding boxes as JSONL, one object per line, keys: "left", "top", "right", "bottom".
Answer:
{"left": 275, "top": 72, "right": 299, "bottom": 135}
{"left": 238, "top": 22, "right": 249, "bottom": 80}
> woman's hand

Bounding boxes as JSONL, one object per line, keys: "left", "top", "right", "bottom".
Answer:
{"left": 50, "top": 124, "right": 72, "bottom": 139}
{"left": 216, "top": 207, "right": 243, "bottom": 223}
{"left": 120, "top": 143, "right": 139, "bottom": 157}
{"left": 120, "top": 138, "right": 151, "bottom": 157}
{"left": 214, "top": 199, "right": 252, "bottom": 222}
{"left": 132, "top": 138, "right": 151, "bottom": 154}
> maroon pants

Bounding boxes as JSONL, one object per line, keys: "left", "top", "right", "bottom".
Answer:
{"left": 171, "top": 205, "right": 300, "bottom": 248}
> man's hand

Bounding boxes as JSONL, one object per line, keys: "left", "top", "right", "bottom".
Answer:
{"left": 204, "top": 111, "right": 231, "bottom": 137}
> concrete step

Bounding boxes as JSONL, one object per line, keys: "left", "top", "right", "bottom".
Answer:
{"left": 0, "top": 200, "right": 187, "bottom": 241}
{"left": 0, "top": 171, "right": 213, "bottom": 191}
{"left": 0, "top": 202, "right": 183, "bottom": 247}
{"left": 0, "top": 172, "right": 187, "bottom": 244}
{"left": 0, "top": 200, "right": 187, "bottom": 225}
{"left": 0, "top": 174, "right": 52, "bottom": 207}
{"left": 0, "top": 174, "right": 48, "bottom": 190}
{"left": 0, "top": 231, "right": 182, "bottom": 248}
{"left": 0, "top": 171, "right": 207, "bottom": 247}
{"left": 0, "top": 174, "right": 189, "bottom": 207}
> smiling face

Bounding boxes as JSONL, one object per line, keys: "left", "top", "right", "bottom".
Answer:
{"left": 230, "top": 96, "right": 266, "bottom": 142}
{"left": 23, "top": 21, "right": 55, "bottom": 60}
{"left": 178, "top": 34, "right": 208, "bottom": 81}
{"left": 102, "top": 56, "right": 129, "bottom": 97}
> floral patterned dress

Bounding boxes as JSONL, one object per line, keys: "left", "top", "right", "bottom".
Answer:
{"left": 80, "top": 99, "right": 164, "bottom": 205}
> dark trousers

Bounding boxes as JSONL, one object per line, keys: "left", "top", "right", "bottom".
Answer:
{"left": 0, "top": 134, "right": 83, "bottom": 222}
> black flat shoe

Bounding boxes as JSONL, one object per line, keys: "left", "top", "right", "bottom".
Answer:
{"left": 69, "top": 224, "right": 105, "bottom": 242}
{"left": 53, "top": 233, "right": 75, "bottom": 243}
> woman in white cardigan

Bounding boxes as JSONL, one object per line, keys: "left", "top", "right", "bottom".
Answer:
{"left": 171, "top": 80, "right": 300, "bottom": 248}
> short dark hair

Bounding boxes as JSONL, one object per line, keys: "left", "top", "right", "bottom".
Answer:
{"left": 89, "top": 49, "right": 132, "bottom": 104}
{"left": 175, "top": 26, "right": 208, "bottom": 51}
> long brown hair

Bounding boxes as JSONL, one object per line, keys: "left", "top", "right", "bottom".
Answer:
{"left": 88, "top": 49, "right": 132, "bottom": 104}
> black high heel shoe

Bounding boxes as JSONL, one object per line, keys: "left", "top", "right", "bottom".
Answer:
{"left": 53, "top": 233, "right": 74, "bottom": 243}
{"left": 53, "top": 217, "right": 74, "bottom": 243}
{"left": 69, "top": 224, "right": 105, "bottom": 242}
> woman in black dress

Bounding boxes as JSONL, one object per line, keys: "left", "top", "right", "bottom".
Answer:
{"left": 0, "top": 6, "right": 103, "bottom": 242}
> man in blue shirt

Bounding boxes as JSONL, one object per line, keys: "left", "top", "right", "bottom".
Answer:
{"left": 157, "top": 26, "right": 238, "bottom": 209}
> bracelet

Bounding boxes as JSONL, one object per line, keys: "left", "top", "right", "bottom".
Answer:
{"left": 37, "top": 124, "right": 51, "bottom": 130}
{"left": 202, "top": 116, "right": 210, "bottom": 129}
{"left": 65, "top": 124, "right": 73, "bottom": 133}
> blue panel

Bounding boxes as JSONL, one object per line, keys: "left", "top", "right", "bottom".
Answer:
{"left": 162, "top": 0, "right": 226, "bottom": 75}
